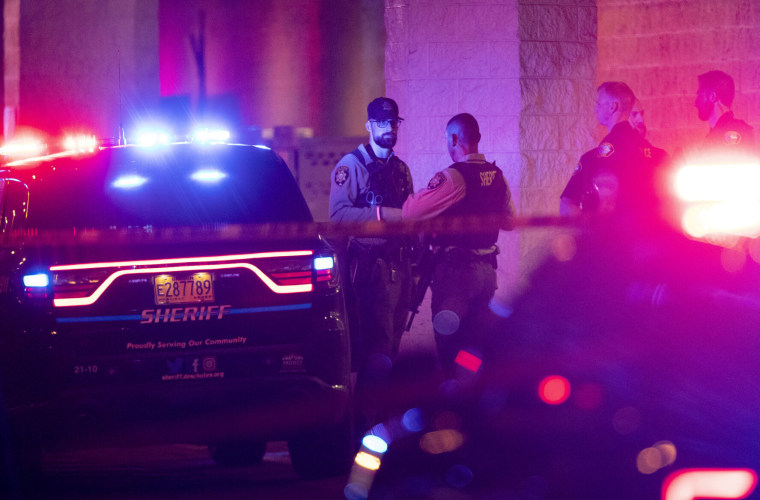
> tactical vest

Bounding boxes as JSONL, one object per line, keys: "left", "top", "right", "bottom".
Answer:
{"left": 351, "top": 145, "right": 411, "bottom": 210}
{"left": 436, "top": 161, "right": 507, "bottom": 249}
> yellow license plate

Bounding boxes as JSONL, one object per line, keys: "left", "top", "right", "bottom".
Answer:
{"left": 153, "top": 272, "right": 214, "bottom": 305}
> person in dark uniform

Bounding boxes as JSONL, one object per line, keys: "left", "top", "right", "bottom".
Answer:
{"left": 402, "top": 113, "right": 515, "bottom": 378}
{"left": 559, "top": 82, "right": 656, "bottom": 217}
{"left": 329, "top": 97, "right": 414, "bottom": 426}
{"left": 628, "top": 98, "right": 671, "bottom": 221}
{"left": 694, "top": 70, "right": 755, "bottom": 152}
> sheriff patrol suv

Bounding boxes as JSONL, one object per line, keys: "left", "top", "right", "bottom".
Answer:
{"left": 0, "top": 140, "right": 352, "bottom": 482}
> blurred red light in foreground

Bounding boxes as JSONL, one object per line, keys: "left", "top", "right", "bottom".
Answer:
{"left": 674, "top": 163, "right": 760, "bottom": 202}
{"left": 662, "top": 468, "right": 757, "bottom": 500}
{"left": 674, "top": 160, "right": 760, "bottom": 239}
{"left": 538, "top": 375, "right": 571, "bottom": 405}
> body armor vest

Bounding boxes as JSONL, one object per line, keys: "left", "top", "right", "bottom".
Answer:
{"left": 352, "top": 145, "right": 410, "bottom": 210}
{"left": 436, "top": 161, "right": 507, "bottom": 249}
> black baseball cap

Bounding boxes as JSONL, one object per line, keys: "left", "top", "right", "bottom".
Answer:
{"left": 367, "top": 97, "right": 404, "bottom": 121}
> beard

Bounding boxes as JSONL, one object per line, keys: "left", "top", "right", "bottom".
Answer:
{"left": 697, "top": 102, "right": 712, "bottom": 121}
{"left": 633, "top": 123, "right": 647, "bottom": 138}
{"left": 374, "top": 131, "right": 397, "bottom": 149}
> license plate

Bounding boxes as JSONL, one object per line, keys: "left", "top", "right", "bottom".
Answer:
{"left": 153, "top": 272, "right": 214, "bottom": 305}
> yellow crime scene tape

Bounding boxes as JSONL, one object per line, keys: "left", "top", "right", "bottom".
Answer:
{"left": 1, "top": 215, "right": 584, "bottom": 247}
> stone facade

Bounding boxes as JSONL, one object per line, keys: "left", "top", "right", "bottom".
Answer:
{"left": 518, "top": 0, "right": 598, "bottom": 287}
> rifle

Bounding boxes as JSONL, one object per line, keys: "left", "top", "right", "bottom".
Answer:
{"left": 405, "top": 246, "right": 438, "bottom": 331}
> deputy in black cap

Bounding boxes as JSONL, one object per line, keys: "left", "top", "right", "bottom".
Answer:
{"left": 560, "top": 81, "right": 656, "bottom": 216}
{"left": 694, "top": 70, "right": 755, "bottom": 152}
{"left": 329, "top": 97, "right": 414, "bottom": 427}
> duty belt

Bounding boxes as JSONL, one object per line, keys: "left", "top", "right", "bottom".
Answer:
{"left": 349, "top": 240, "right": 411, "bottom": 263}
{"left": 441, "top": 247, "right": 498, "bottom": 267}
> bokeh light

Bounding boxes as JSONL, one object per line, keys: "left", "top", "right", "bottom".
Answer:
{"left": 445, "top": 464, "right": 474, "bottom": 488}
{"left": 574, "top": 382, "right": 603, "bottom": 410}
{"left": 538, "top": 375, "right": 571, "bottom": 405}
{"left": 663, "top": 468, "right": 757, "bottom": 500}
{"left": 419, "top": 430, "right": 464, "bottom": 455}
{"left": 612, "top": 406, "right": 640, "bottom": 435}
{"left": 402, "top": 408, "right": 425, "bottom": 433}
{"left": 362, "top": 435, "right": 388, "bottom": 454}
{"left": 344, "top": 482, "right": 369, "bottom": 500}
{"left": 720, "top": 246, "right": 747, "bottom": 273}
{"left": 354, "top": 451, "right": 381, "bottom": 471}
{"left": 433, "top": 309, "right": 460, "bottom": 336}
{"left": 552, "top": 233, "right": 577, "bottom": 262}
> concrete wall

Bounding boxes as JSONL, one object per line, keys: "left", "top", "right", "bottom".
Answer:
{"left": 18, "top": 0, "right": 159, "bottom": 138}
{"left": 159, "top": 0, "right": 386, "bottom": 138}
{"left": 597, "top": 0, "right": 760, "bottom": 152}
{"left": 11, "top": 0, "right": 385, "bottom": 139}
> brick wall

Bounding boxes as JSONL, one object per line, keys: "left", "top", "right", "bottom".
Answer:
{"left": 597, "top": 0, "right": 760, "bottom": 153}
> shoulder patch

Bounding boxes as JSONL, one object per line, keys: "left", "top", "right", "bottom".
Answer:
{"left": 427, "top": 172, "right": 446, "bottom": 190}
{"left": 598, "top": 142, "right": 614, "bottom": 158}
{"left": 334, "top": 165, "right": 349, "bottom": 186}
{"left": 724, "top": 130, "right": 742, "bottom": 145}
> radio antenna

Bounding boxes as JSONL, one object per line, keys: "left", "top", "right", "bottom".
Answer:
{"left": 118, "top": 49, "right": 124, "bottom": 145}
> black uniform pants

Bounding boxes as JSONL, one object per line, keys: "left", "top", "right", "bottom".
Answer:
{"left": 430, "top": 253, "right": 497, "bottom": 378}
{"left": 350, "top": 252, "right": 412, "bottom": 427}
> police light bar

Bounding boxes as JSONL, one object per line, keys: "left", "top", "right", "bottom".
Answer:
{"left": 192, "top": 127, "right": 231, "bottom": 144}
{"left": 62, "top": 134, "right": 98, "bottom": 154}
{"left": 135, "top": 128, "right": 171, "bottom": 147}
{"left": 0, "top": 137, "right": 46, "bottom": 159}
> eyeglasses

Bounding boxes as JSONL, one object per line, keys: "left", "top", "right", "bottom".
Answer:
{"left": 370, "top": 119, "right": 401, "bottom": 129}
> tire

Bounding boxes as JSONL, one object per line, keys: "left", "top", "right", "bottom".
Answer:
{"left": 211, "top": 440, "right": 267, "bottom": 467}
{"left": 288, "top": 420, "right": 354, "bottom": 480}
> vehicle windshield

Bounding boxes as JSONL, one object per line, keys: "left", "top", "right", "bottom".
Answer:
{"left": 18, "top": 145, "right": 312, "bottom": 229}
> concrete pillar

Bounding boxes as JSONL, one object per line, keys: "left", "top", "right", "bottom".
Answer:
{"left": 385, "top": 0, "right": 522, "bottom": 310}
{"left": 518, "top": 0, "right": 598, "bottom": 282}
{"left": 4, "top": 0, "right": 20, "bottom": 139}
